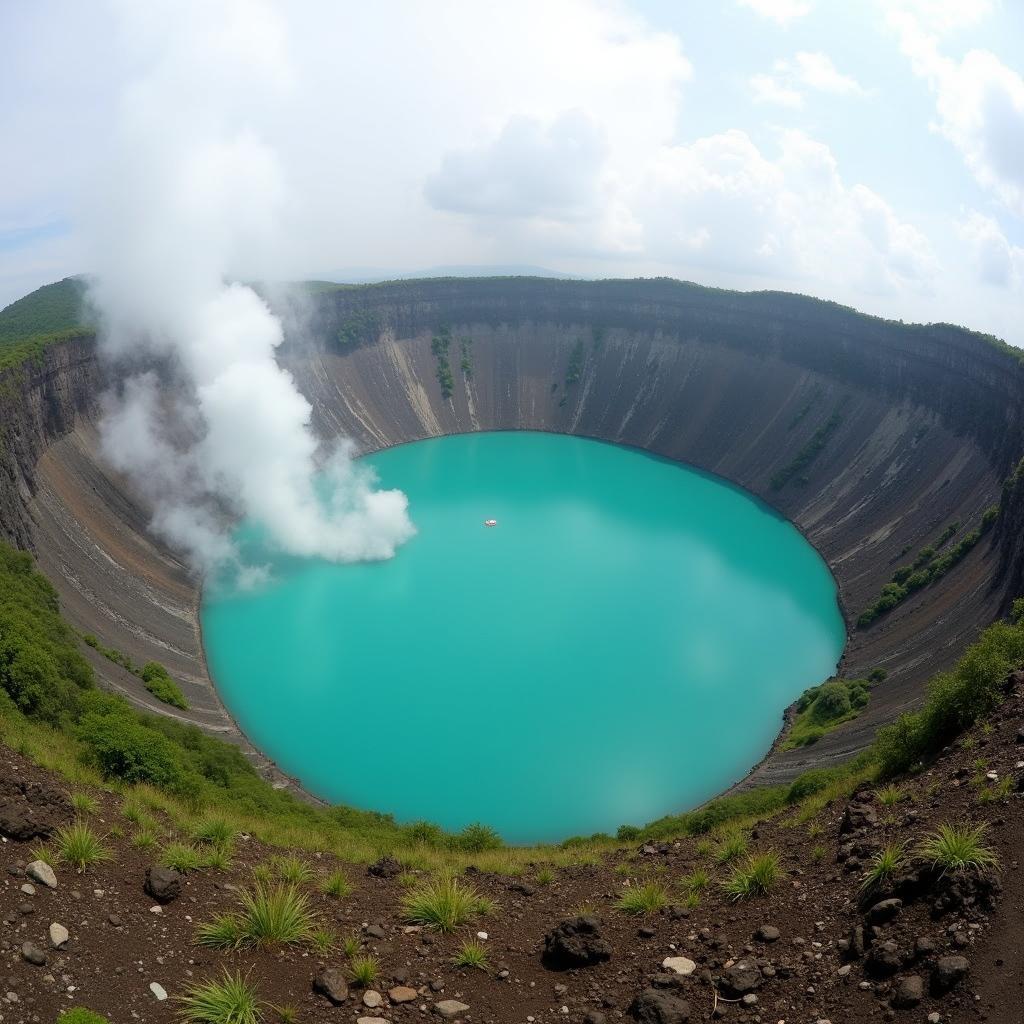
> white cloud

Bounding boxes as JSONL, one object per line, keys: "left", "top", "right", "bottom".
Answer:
{"left": 956, "top": 210, "right": 1024, "bottom": 288}
{"left": 887, "top": 3, "right": 1024, "bottom": 215}
{"left": 633, "top": 130, "right": 936, "bottom": 294}
{"left": 751, "top": 51, "right": 866, "bottom": 107}
{"left": 737, "top": 0, "right": 814, "bottom": 24}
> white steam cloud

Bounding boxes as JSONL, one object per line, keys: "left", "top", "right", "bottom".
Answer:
{"left": 86, "top": 0, "right": 414, "bottom": 577}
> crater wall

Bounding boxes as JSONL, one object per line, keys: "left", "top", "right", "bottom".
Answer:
{"left": 2, "top": 278, "right": 1022, "bottom": 794}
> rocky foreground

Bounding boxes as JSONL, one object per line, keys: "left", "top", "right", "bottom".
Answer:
{"left": 3, "top": 677, "right": 1024, "bottom": 1024}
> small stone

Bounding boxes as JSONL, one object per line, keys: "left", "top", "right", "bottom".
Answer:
{"left": 362, "top": 990, "right": 383, "bottom": 1008}
{"left": 662, "top": 956, "right": 697, "bottom": 976}
{"left": 357, "top": 1018, "right": 389, "bottom": 1024}
{"left": 429, "top": 979, "right": 445, "bottom": 992}
{"left": 20, "top": 883, "right": 36, "bottom": 896}
{"left": 108, "top": 913, "right": 123, "bottom": 927}
{"left": 26, "top": 861, "right": 57, "bottom": 889}
{"left": 868, "top": 899, "right": 903, "bottom": 924}
{"left": 756, "top": 925, "right": 780, "bottom": 943}
{"left": 932, "top": 955, "right": 969, "bottom": 994}
{"left": 639, "top": 926, "right": 656, "bottom": 939}
{"left": 150, "top": 982, "right": 168, "bottom": 1001}
{"left": 313, "top": 967, "right": 350, "bottom": 1005}
{"left": 21, "top": 942, "right": 46, "bottom": 966}
{"left": 434, "top": 999, "right": 471, "bottom": 1018}
{"left": 389, "top": 986, "right": 418, "bottom": 1003}
{"left": 892, "top": 975, "right": 924, "bottom": 1009}
{"left": 365, "top": 924, "right": 386, "bottom": 939}
{"left": 928, "top": 1014, "right": 941, "bottom": 1023}
{"left": 476, "top": 930, "right": 488, "bottom": 940}
{"left": 837, "top": 965, "right": 851, "bottom": 977}
{"left": 741, "top": 994, "right": 758, "bottom": 1005}
{"left": 721, "top": 961, "right": 762, "bottom": 996}
{"left": 48, "top": 923, "right": 69, "bottom": 949}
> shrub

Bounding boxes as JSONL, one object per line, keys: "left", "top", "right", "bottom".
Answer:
{"left": 722, "top": 852, "right": 779, "bottom": 900}
{"left": 786, "top": 769, "right": 834, "bottom": 804}
{"left": 179, "top": 970, "right": 262, "bottom": 1024}
{"left": 451, "top": 822, "right": 503, "bottom": 853}
{"left": 617, "top": 824, "right": 641, "bottom": 842}
{"left": 615, "top": 880, "right": 669, "bottom": 914}
{"left": 402, "top": 875, "right": 489, "bottom": 932}
{"left": 140, "top": 662, "right": 188, "bottom": 710}
{"left": 55, "top": 822, "right": 110, "bottom": 870}
{"left": 453, "top": 940, "right": 489, "bottom": 969}
{"left": 918, "top": 823, "right": 999, "bottom": 875}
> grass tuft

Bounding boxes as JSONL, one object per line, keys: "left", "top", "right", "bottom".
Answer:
{"left": 402, "top": 875, "right": 490, "bottom": 932}
{"left": 348, "top": 955, "right": 379, "bottom": 987}
{"left": 55, "top": 822, "right": 111, "bottom": 871}
{"left": 320, "top": 870, "right": 352, "bottom": 899}
{"left": 615, "top": 879, "right": 669, "bottom": 914}
{"left": 272, "top": 855, "right": 313, "bottom": 885}
{"left": 722, "top": 852, "right": 780, "bottom": 900}
{"left": 860, "top": 842, "right": 906, "bottom": 892}
{"left": 179, "top": 969, "right": 262, "bottom": 1024}
{"left": 714, "top": 830, "right": 748, "bottom": 864}
{"left": 162, "top": 843, "right": 204, "bottom": 873}
{"left": 70, "top": 791, "right": 98, "bottom": 816}
{"left": 453, "top": 940, "right": 490, "bottom": 969}
{"left": 918, "top": 822, "right": 999, "bottom": 874}
{"left": 192, "top": 817, "right": 237, "bottom": 846}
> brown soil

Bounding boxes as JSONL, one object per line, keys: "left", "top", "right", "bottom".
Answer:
{"left": 4, "top": 683, "right": 1024, "bottom": 1024}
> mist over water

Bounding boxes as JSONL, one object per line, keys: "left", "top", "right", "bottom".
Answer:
{"left": 202, "top": 432, "right": 846, "bottom": 843}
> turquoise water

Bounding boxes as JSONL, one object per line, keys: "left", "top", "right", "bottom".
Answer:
{"left": 202, "top": 432, "right": 845, "bottom": 843}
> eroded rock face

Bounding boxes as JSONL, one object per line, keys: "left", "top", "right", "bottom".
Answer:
{"left": 840, "top": 801, "right": 877, "bottom": 835}
{"left": 0, "top": 776, "right": 71, "bottom": 841}
{"left": 542, "top": 916, "right": 613, "bottom": 969}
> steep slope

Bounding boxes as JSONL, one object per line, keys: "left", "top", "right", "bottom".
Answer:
{"left": 0, "top": 276, "right": 1022, "bottom": 796}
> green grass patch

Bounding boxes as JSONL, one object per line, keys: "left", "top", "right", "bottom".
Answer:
{"left": 615, "top": 879, "right": 669, "bottom": 914}
{"left": 722, "top": 851, "right": 780, "bottom": 900}
{"left": 55, "top": 822, "right": 110, "bottom": 870}
{"left": 918, "top": 823, "right": 998, "bottom": 874}
{"left": 453, "top": 940, "right": 490, "bottom": 969}
{"left": 402, "top": 875, "right": 490, "bottom": 932}
{"left": 180, "top": 970, "right": 262, "bottom": 1024}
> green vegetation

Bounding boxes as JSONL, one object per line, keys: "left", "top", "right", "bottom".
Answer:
{"left": 714, "top": 830, "right": 748, "bottom": 864}
{"left": 81, "top": 634, "right": 189, "bottom": 710}
{"left": 861, "top": 842, "right": 906, "bottom": 893}
{"left": 180, "top": 970, "right": 262, "bottom": 1024}
{"left": 859, "top": 508, "right": 1000, "bottom": 628}
{"left": 565, "top": 338, "right": 586, "bottom": 387}
{"left": 54, "top": 822, "right": 110, "bottom": 870}
{"left": 722, "top": 851, "right": 780, "bottom": 900}
{"left": 876, "top": 784, "right": 904, "bottom": 806}
{"left": 334, "top": 309, "right": 381, "bottom": 348}
{"left": 70, "top": 790, "right": 98, "bottom": 816}
{"left": 787, "top": 386, "right": 821, "bottom": 430}
{"left": 57, "top": 1010, "right": 112, "bottom": 1024}
{"left": 875, "top": 614, "right": 1024, "bottom": 776}
{"left": 192, "top": 816, "right": 237, "bottom": 846}
{"left": 0, "top": 278, "right": 89, "bottom": 347}
{"left": 321, "top": 869, "right": 352, "bottom": 898}
{"left": 140, "top": 662, "right": 189, "bottom": 709}
{"left": 453, "top": 940, "right": 490, "bottom": 969}
{"left": 615, "top": 879, "right": 669, "bottom": 914}
{"left": 680, "top": 867, "right": 711, "bottom": 897}
{"left": 349, "top": 954, "right": 380, "bottom": 987}
{"left": 918, "top": 823, "right": 998, "bottom": 874}
{"left": 402, "top": 875, "right": 490, "bottom": 931}
{"left": 431, "top": 325, "right": 454, "bottom": 399}
{"left": 198, "top": 883, "right": 315, "bottom": 950}
{"left": 272, "top": 854, "right": 314, "bottom": 884}
{"left": 163, "top": 842, "right": 204, "bottom": 872}
{"left": 459, "top": 336, "right": 473, "bottom": 378}
{"left": 310, "top": 927, "right": 336, "bottom": 954}
{"left": 782, "top": 677, "right": 872, "bottom": 749}
{"left": 770, "top": 405, "right": 843, "bottom": 490}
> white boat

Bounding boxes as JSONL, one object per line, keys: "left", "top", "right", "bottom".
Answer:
{"left": 484, "top": 519, "right": 498, "bottom": 527}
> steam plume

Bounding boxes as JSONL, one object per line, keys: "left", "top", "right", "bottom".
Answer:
{"left": 87, "top": 0, "right": 414, "bottom": 577}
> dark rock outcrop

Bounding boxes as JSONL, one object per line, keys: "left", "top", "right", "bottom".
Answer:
{"left": 542, "top": 916, "right": 613, "bottom": 969}
{"left": 0, "top": 776, "right": 71, "bottom": 841}
{"left": 628, "top": 988, "right": 691, "bottom": 1023}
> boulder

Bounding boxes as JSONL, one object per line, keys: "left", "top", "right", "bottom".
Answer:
{"left": 931, "top": 955, "right": 969, "bottom": 995}
{"left": 542, "top": 916, "right": 613, "bottom": 969}
{"left": 628, "top": 988, "right": 691, "bottom": 1023}
{"left": 892, "top": 975, "right": 924, "bottom": 1009}
{"left": 313, "top": 967, "right": 350, "bottom": 1005}
{"left": 144, "top": 865, "right": 182, "bottom": 904}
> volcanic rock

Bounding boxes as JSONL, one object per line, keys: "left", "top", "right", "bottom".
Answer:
{"left": 629, "top": 988, "right": 691, "bottom": 1023}
{"left": 542, "top": 916, "right": 613, "bottom": 969}
{"left": 144, "top": 865, "right": 182, "bottom": 904}
{"left": 313, "top": 967, "right": 350, "bottom": 1005}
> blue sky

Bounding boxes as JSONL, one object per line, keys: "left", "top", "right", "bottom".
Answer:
{"left": 1, "top": 0, "right": 1022, "bottom": 343}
